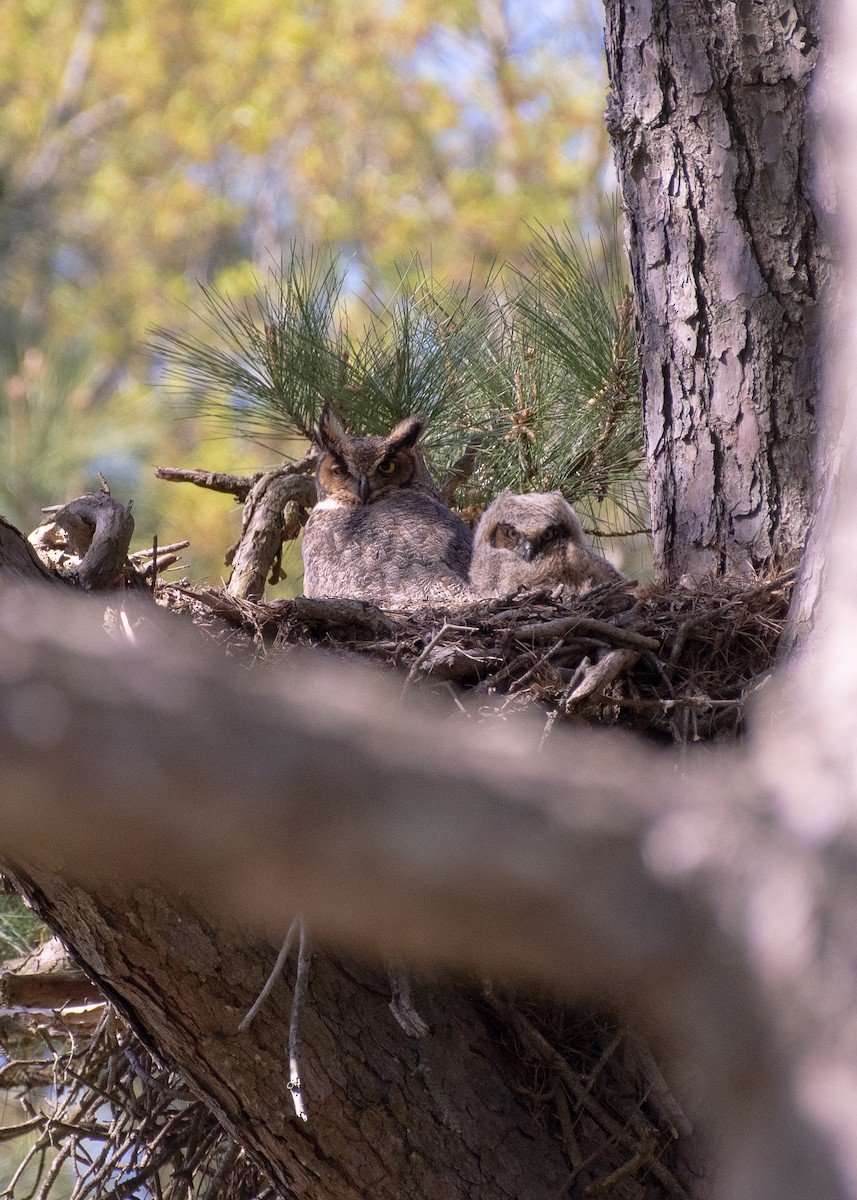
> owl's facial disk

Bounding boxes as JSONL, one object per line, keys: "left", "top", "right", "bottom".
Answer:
{"left": 314, "top": 407, "right": 427, "bottom": 505}
{"left": 492, "top": 522, "right": 567, "bottom": 561}
{"left": 316, "top": 445, "right": 417, "bottom": 505}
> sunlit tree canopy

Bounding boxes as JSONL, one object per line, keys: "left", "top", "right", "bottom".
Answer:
{"left": 0, "top": 0, "right": 612, "bottom": 575}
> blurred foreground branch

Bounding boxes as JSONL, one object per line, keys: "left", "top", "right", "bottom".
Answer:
{"left": 0, "top": 579, "right": 849, "bottom": 1200}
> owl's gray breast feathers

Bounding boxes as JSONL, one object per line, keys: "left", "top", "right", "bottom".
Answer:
{"left": 303, "top": 490, "right": 473, "bottom": 607}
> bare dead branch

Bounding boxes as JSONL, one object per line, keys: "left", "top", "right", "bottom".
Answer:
{"left": 238, "top": 917, "right": 300, "bottom": 1032}
{"left": 287, "top": 922, "right": 310, "bottom": 1123}
{"left": 29, "top": 491, "right": 140, "bottom": 592}
{"left": 226, "top": 462, "right": 317, "bottom": 601}
{"left": 440, "top": 437, "right": 484, "bottom": 504}
{"left": 514, "top": 614, "right": 659, "bottom": 651}
{"left": 565, "top": 648, "right": 639, "bottom": 704}
{"left": 130, "top": 542, "right": 191, "bottom": 561}
{"left": 154, "top": 468, "right": 261, "bottom": 500}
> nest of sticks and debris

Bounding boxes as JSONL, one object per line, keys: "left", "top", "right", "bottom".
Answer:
{"left": 163, "top": 566, "right": 794, "bottom": 745}
{"left": 0, "top": 988, "right": 267, "bottom": 1200}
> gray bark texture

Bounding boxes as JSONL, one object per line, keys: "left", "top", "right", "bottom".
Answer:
{"left": 603, "top": 0, "right": 828, "bottom": 583}
{"left": 2, "top": 869, "right": 570, "bottom": 1200}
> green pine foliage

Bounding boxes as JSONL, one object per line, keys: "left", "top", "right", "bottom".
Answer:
{"left": 151, "top": 225, "right": 646, "bottom": 535}
{"left": 502, "top": 223, "right": 644, "bottom": 529}
{"left": 150, "top": 249, "right": 348, "bottom": 445}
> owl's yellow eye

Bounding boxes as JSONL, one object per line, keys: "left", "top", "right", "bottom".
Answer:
{"left": 378, "top": 460, "right": 397, "bottom": 475}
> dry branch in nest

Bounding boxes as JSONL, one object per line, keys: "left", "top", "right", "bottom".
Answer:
{"left": 480, "top": 989, "right": 699, "bottom": 1199}
{"left": 29, "top": 483, "right": 147, "bottom": 592}
{"left": 0, "top": 1009, "right": 266, "bottom": 1200}
{"left": 0, "top": 931, "right": 268, "bottom": 1200}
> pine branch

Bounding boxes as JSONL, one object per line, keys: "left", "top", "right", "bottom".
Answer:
{"left": 150, "top": 227, "right": 646, "bottom": 539}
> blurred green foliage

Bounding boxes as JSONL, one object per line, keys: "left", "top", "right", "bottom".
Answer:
{"left": 0, "top": 0, "right": 617, "bottom": 581}
{"left": 0, "top": 894, "right": 46, "bottom": 962}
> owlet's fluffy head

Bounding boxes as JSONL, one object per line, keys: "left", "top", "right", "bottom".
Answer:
{"left": 313, "top": 406, "right": 438, "bottom": 505}
{"left": 470, "top": 490, "right": 624, "bottom": 598}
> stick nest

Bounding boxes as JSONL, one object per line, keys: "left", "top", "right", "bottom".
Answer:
{"left": 162, "top": 568, "right": 795, "bottom": 744}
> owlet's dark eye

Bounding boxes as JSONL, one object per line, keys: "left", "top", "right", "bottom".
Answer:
{"left": 493, "top": 523, "right": 519, "bottom": 549}
{"left": 378, "top": 460, "right": 397, "bottom": 475}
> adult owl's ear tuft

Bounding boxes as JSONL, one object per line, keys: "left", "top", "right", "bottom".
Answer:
{"left": 316, "top": 405, "right": 347, "bottom": 452}
{"left": 388, "top": 413, "right": 427, "bottom": 452}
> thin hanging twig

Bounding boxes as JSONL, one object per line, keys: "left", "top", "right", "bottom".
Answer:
{"left": 238, "top": 916, "right": 300, "bottom": 1032}
{"left": 287, "top": 922, "right": 311, "bottom": 1122}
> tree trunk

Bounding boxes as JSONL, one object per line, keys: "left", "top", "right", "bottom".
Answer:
{"left": 603, "top": 0, "right": 827, "bottom": 583}
{"left": 6, "top": 870, "right": 569, "bottom": 1200}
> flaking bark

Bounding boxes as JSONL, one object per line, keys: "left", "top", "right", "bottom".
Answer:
{"left": 5, "top": 873, "right": 570, "bottom": 1200}
{"left": 604, "top": 0, "right": 828, "bottom": 583}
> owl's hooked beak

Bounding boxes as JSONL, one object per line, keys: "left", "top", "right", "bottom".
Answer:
{"left": 358, "top": 475, "right": 371, "bottom": 504}
{"left": 520, "top": 539, "right": 537, "bottom": 562}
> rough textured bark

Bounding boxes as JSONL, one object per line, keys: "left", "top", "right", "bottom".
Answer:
{"left": 226, "top": 465, "right": 316, "bottom": 601}
{"left": 604, "top": 0, "right": 827, "bottom": 583}
{"left": 0, "top": 873, "right": 569, "bottom": 1200}
{"left": 0, "top": 516, "right": 61, "bottom": 585}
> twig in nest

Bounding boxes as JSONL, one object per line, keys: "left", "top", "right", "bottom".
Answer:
{"left": 201, "top": 1139, "right": 241, "bottom": 1200}
{"left": 238, "top": 915, "right": 312, "bottom": 1121}
{"left": 482, "top": 987, "right": 688, "bottom": 1200}
{"left": 565, "top": 648, "right": 638, "bottom": 705}
{"left": 551, "top": 1079, "right": 583, "bottom": 1170}
{"left": 131, "top": 540, "right": 189, "bottom": 582}
{"left": 405, "top": 622, "right": 475, "bottom": 687}
{"left": 582, "top": 1027, "right": 624, "bottom": 1093}
{"left": 440, "top": 436, "right": 484, "bottom": 504}
{"left": 288, "top": 922, "right": 311, "bottom": 1123}
{"left": 583, "top": 526, "right": 650, "bottom": 539}
{"left": 129, "top": 541, "right": 190, "bottom": 561}
{"left": 538, "top": 709, "right": 559, "bottom": 751}
{"left": 508, "top": 635, "right": 567, "bottom": 695}
{"left": 238, "top": 917, "right": 301, "bottom": 1032}
{"left": 584, "top": 1133, "right": 657, "bottom": 1195}
{"left": 154, "top": 467, "right": 261, "bottom": 500}
{"left": 514, "top": 615, "right": 659, "bottom": 652}
{"left": 140, "top": 553, "right": 182, "bottom": 580}
{"left": 625, "top": 1030, "right": 693, "bottom": 1139}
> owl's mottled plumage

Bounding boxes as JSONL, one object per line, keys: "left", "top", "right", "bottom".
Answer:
{"left": 302, "top": 408, "right": 473, "bottom": 607}
{"left": 469, "top": 490, "right": 625, "bottom": 598}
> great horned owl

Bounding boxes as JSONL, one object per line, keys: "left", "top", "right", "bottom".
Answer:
{"left": 469, "top": 490, "right": 625, "bottom": 599}
{"left": 301, "top": 407, "right": 473, "bottom": 607}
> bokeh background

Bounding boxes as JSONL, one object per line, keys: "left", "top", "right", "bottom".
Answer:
{"left": 0, "top": 0, "right": 613, "bottom": 585}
